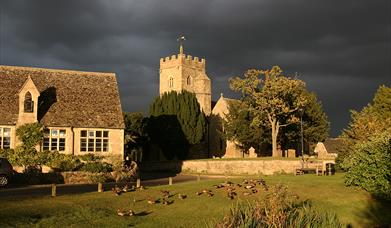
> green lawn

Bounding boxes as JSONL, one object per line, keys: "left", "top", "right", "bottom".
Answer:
{"left": 0, "top": 174, "right": 389, "bottom": 227}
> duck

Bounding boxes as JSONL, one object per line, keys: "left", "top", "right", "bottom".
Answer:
{"left": 243, "top": 192, "right": 251, "bottom": 196}
{"left": 196, "top": 191, "right": 203, "bottom": 196}
{"left": 147, "top": 198, "right": 158, "bottom": 204}
{"left": 112, "top": 185, "right": 123, "bottom": 196}
{"left": 117, "top": 209, "right": 134, "bottom": 216}
{"left": 178, "top": 194, "right": 187, "bottom": 199}
{"left": 207, "top": 191, "right": 214, "bottom": 197}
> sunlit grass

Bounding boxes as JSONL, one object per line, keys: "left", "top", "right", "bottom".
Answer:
{"left": 0, "top": 173, "right": 389, "bottom": 227}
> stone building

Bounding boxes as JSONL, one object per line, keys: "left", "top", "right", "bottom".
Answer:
{"left": 159, "top": 45, "right": 211, "bottom": 115}
{"left": 209, "top": 94, "right": 245, "bottom": 158}
{"left": 159, "top": 45, "right": 245, "bottom": 158}
{"left": 0, "top": 65, "right": 125, "bottom": 158}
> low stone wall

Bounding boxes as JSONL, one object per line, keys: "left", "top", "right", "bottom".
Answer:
{"left": 141, "top": 159, "right": 329, "bottom": 175}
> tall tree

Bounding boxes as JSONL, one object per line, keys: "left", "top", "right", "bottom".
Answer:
{"left": 147, "top": 91, "right": 206, "bottom": 159}
{"left": 223, "top": 100, "right": 270, "bottom": 154}
{"left": 230, "top": 66, "right": 309, "bottom": 157}
{"left": 339, "top": 85, "right": 391, "bottom": 165}
{"left": 281, "top": 91, "right": 329, "bottom": 151}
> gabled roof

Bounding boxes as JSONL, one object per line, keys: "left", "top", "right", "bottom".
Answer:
{"left": 212, "top": 93, "right": 240, "bottom": 119}
{"left": 0, "top": 65, "right": 124, "bottom": 129}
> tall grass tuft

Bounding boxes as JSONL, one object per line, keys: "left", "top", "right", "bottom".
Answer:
{"left": 215, "top": 184, "right": 342, "bottom": 228}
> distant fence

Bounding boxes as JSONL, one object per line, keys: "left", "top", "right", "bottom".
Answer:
{"left": 140, "top": 159, "right": 334, "bottom": 175}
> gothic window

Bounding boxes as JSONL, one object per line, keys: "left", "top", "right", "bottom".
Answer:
{"left": 24, "top": 92, "right": 33, "bottom": 113}
{"left": 168, "top": 77, "right": 174, "bottom": 88}
{"left": 187, "top": 76, "right": 192, "bottom": 85}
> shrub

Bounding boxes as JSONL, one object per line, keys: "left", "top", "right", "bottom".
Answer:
{"left": 44, "top": 152, "right": 82, "bottom": 172}
{"left": 342, "top": 132, "right": 391, "bottom": 199}
{"left": 80, "top": 162, "right": 113, "bottom": 173}
{"left": 216, "top": 184, "right": 342, "bottom": 228}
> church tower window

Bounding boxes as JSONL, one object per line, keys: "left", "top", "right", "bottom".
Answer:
{"left": 168, "top": 77, "right": 174, "bottom": 88}
{"left": 187, "top": 76, "right": 192, "bottom": 85}
{"left": 24, "top": 92, "right": 33, "bottom": 113}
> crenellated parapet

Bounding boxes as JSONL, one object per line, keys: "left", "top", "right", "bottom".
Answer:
{"left": 160, "top": 54, "right": 206, "bottom": 70}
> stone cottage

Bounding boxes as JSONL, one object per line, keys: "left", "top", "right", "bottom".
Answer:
{"left": 0, "top": 65, "right": 125, "bottom": 158}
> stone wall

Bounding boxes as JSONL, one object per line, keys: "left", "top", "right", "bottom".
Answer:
{"left": 141, "top": 159, "right": 328, "bottom": 175}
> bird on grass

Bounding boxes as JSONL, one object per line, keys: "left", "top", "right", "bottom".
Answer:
{"left": 162, "top": 198, "right": 173, "bottom": 205}
{"left": 178, "top": 194, "right": 187, "bottom": 199}
{"left": 243, "top": 192, "right": 251, "bottom": 196}
{"left": 147, "top": 198, "right": 159, "bottom": 204}
{"left": 196, "top": 191, "right": 203, "bottom": 196}
{"left": 252, "top": 189, "right": 258, "bottom": 194}
{"left": 112, "top": 185, "right": 123, "bottom": 196}
{"left": 207, "top": 191, "right": 214, "bottom": 197}
{"left": 117, "top": 209, "right": 134, "bottom": 217}
{"left": 160, "top": 190, "right": 170, "bottom": 198}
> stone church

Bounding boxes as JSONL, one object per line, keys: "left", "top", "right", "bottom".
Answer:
{"left": 159, "top": 45, "right": 245, "bottom": 158}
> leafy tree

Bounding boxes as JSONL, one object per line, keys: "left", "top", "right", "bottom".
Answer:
{"left": 281, "top": 91, "right": 329, "bottom": 152}
{"left": 123, "top": 112, "right": 147, "bottom": 161}
{"left": 13, "top": 123, "right": 45, "bottom": 169}
{"left": 223, "top": 100, "right": 270, "bottom": 154}
{"left": 230, "top": 66, "right": 309, "bottom": 157}
{"left": 338, "top": 85, "right": 391, "bottom": 164}
{"left": 16, "top": 122, "right": 44, "bottom": 150}
{"left": 342, "top": 132, "right": 391, "bottom": 199}
{"left": 147, "top": 91, "right": 206, "bottom": 159}
{"left": 339, "top": 85, "right": 391, "bottom": 198}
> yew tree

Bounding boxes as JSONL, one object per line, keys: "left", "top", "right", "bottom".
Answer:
{"left": 230, "top": 66, "right": 308, "bottom": 157}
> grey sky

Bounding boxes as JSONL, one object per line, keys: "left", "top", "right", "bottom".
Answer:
{"left": 1, "top": 0, "right": 390, "bottom": 136}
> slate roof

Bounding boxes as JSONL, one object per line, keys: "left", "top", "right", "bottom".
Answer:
{"left": 0, "top": 65, "right": 125, "bottom": 129}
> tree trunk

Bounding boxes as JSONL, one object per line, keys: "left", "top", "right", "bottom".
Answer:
{"left": 271, "top": 119, "right": 280, "bottom": 157}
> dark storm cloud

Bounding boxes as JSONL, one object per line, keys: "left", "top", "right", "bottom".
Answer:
{"left": 1, "top": 0, "right": 390, "bottom": 136}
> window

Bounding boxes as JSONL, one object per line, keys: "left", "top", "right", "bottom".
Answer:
{"left": 168, "top": 77, "right": 174, "bottom": 88}
{"left": 24, "top": 92, "right": 34, "bottom": 113}
{"left": 80, "top": 130, "right": 109, "bottom": 152}
{"left": 0, "top": 128, "right": 11, "bottom": 149}
{"left": 187, "top": 76, "right": 192, "bottom": 85}
{"left": 43, "top": 129, "right": 66, "bottom": 151}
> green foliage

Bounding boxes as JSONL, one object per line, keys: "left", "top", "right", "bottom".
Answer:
{"left": 44, "top": 152, "right": 82, "bottom": 172}
{"left": 281, "top": 91, "right": 329, "bottom": 149}
{"left": 223, "top": 101, "right": 270, "bottom": 153}
{"left": 16, "top": 123, "right": 44, "bottom": 149}
{"left": 338, "top": 85, "right": 391, "bottom": 164}
{"left": 147, "top": 90, "right": 206, "bottom": 159}
{"left": 123, "top": 112, "right": 147, "bottom": 162}
{"left": 80, "top": 162, "right": 113, "bottom": 173}
{"left": 342, "top": 132, "right": 391, "bottom": 199}
{"left": 229, "top": 66, "right": 328, "bottom": 156}
{"left": 216, "top": 184, "right": 342, "bottom": 228}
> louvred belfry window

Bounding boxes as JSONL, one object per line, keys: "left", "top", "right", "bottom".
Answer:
{"left": 24, "top": 92, "right": 33, "bottom": 113}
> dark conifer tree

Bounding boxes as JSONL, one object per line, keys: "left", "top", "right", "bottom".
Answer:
{"left": 147, "top": 91, "right": 206, "bottom": 160}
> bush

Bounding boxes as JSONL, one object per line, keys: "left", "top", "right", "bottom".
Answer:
{"left": 216, "top": 185, "right": 342, "bottom": 228}
{"left": 43, "top": 152, "right": 82, "bottom": 172}
{"left": 342, "top": 132, "right": 391, "bottom": 199}
{"left": 80, "top": 162, "right": 113, "bottom": 173}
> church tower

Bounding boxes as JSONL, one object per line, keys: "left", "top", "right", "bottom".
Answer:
{"left": 159, "top": 40, "right": 211, "bottom": 115}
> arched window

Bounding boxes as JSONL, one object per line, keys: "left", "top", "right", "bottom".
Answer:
{"left": 187, "top": 76, "right": 192, "bottom": 85}
{"left": 24, "top": 92, "right": 33, "bottom": 113}
{"left": 168, "top": 77, "right": 174, "bottom": 88}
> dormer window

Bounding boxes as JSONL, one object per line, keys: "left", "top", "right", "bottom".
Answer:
{"left": 168, "top": 77, "right": 174, "bottom": 88}
{"left": 24, "top": 92, "right": 33, "bottom": 113}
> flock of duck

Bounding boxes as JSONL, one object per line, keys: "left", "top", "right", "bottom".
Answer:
{"left": 113, "top": 178, "right": 269, "bottom": 217}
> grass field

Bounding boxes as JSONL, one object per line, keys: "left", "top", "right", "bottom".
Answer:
{"left": 0, "top": 173, "right": 389, "bottom": 227}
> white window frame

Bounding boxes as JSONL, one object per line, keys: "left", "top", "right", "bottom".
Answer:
{"left": 80, "top": 130, "right": 109, "bottom": 153}
{"left": 0, "top": 127, "right": 11, "bottom": 149}
{"left": 43, "top": 129, "right": 66, "bottom": 151}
